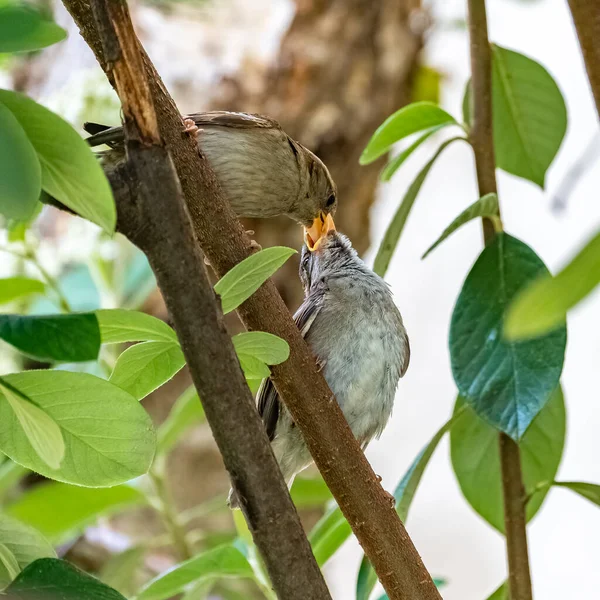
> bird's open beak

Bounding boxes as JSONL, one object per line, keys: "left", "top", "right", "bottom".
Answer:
{"left": 304, "top": 213, "right": 336, "bottom": 252}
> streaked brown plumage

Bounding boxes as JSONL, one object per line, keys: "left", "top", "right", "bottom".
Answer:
{"left": 84, "top": 111, "right": 337, "bottom": 226}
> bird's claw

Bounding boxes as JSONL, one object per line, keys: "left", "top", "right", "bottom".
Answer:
{"left": 183, "top": 118, "right": 199, "bottom": 135}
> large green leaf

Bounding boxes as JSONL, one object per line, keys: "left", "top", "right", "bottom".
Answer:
{"left": 356, "top": 408, "right": 466, "bottom": 600}
{"left": 449, "top": 233, "right": 566, "bottom": 439}
{"left": 96, "top": 309, "right": 177, "bottom": 344}
{"left": 231, "top": 332, "right": 289, "bottom": 365}
{"left": 505, "top": 229, "right": 600, "bottom": 340}
{"left": 0, "top": 543, "right": 20, "bottom": 586}
{"left": 464, "top": 45, "right": 567, "bottom": 188}
{"left": 450, "top": 387, "right": 565, "bottom": 532}
{"left": 0, "top": 514, "right": 55, "bottom": 589}
{"left": 236, "top": 353, "right": 270, "bottom": 380}
{"left": 0, "top": 313, "right": 101, "bottom": 362}
{"left": 308, "top": 504, "right": 350, "bottom": 566}
{"left": 156, "top": 385, "right": 204, "bottom": 454}
{"left": 0, "top": 90, "right": 116, "bottom": 233}
{"left": 110, "top": 341, "right": 185, "bottom": 400}
{"left": 4, "top": 558, "right": 126, "bottom": 600}
{"left": 0, "top": 378, "right": 64, "bottom": 470}
{"left": 135, "top": 544, "right": 254, "bottom": 600}
{"left": 360, "top": 102, "right": 458, "bottom": 164}
{"left": 7, "top": 482, "right": 146, "bottom": 544}
{"left": 373, "top": 137, "right": 464, "bottom": 277}
{"left": 289, "top": 476, "right": 332, "bottom": 508}
{"left": 554, "top": 481, "right": 600, "bottom": 507}
{"left": 0, "top": 371, "right": 155, "bottom": 487}
{"left": 422, "top": 193, "right": 499, "bottom": 259}
{"left": 0, "top": 100, "right": 41, "bottom": 221}
{"left": 0, "top": 278, "right": 45, "bottom": 306}
{"left": 214, "top": 247, "right": 296, "bottom": 314}
{"left": 0, "top": 5, "right": 66, "bottom": 53}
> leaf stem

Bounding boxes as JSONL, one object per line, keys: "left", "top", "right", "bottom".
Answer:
{"left": 467, "top": 1, "right": 533, "bottom": 599}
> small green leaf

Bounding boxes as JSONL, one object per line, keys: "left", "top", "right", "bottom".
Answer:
{"left": 360, "top": 102, "right": 458, "bottom": 164}
{"left": 356, "top": 409, "right": 466, "bottom": 600}
{"left": 373, "top": 138, "right": 464, "bottom": 277}
{"left": 236, "top": 354, "right": 270, "bottom": 380}
{"left": 5, "top": 558, "right": 127, "bottom": 600}
{"left": 0, "top": 371, "right": 156, "bottom": 487}
{"left": 486, "top": 582, "right": 508, "bottom": 600}
{"left": 0, "top": 278, "right": 45, "bottom": 306}
{"left": 135, "top": 544, "right": 254, "bottom": 600}
{"left": 449, "top": 233, "right": 566, "bottom": 439}
{"left": 0, "top": 514, "right": 55, "bottom": 589}
{"left": 0, "top": 313, "right": 101, "bottom": 362}
{"left": 0, "top": 542, "right": 20, "bottom": 584}
{"left": 0, "top": 90, "right": 116, "bottom": 232}
{"left": 411, "top": 65, "right": 443, "bottom": 105}
{"left": 380, "top": 125, "right": 448, "bottom": 182}
{"left": 0, "top": 5, "right": 66, "bottom": 53}
{"left": 308, "top": 504, "right": 350, "bottom": 566}
{"left": 214, "top": 247, "right": 296, "bottom": 314}
{"left": 450, "top": 387, "right": 565, "bottom": 532}
{"left": 96, "top": 309, "right": 177, "bottom": 344}
{"left": 232, "top": 332, "right": 289, "bottom": 365}
{"left": 554, "top": 481, "right": 600, "bottom": 507}
{"left": 422, "top": 193, "right": 499, "bottom": 259}
{"left": 505, "top": 229, "right": 600, "bottom": 340}
{"left": 7, "top": 482, "right": 146, "bottom": 544}
{"left": 0, "top": 100, "right": 41, "bottom": 221}
{"left": 157, "top": 385, "right": 204, "bottom": 454}
{"left": 290, "top": 476, "right": 332, "bottom": 508}
{"left": 0, "top": 378, "right": 64, "bottom": 470}
{"left": 110, "top": 341, "right": 186, "bottom": 400}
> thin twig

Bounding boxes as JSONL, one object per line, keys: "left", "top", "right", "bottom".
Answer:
{"left": 467, "top": 1, "right": 533, "bottom": 599}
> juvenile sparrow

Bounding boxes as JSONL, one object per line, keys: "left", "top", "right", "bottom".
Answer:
{"left": 228, "top": 215, "right": 410, "bottom": 508}
{"left": 84, "top": 111, "right": 337, "bottom": 227}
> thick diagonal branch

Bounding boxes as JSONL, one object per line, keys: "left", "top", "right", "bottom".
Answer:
{"left": 62, "top": 2, "right": 441, "bottom": 597}
{"left": 467, "top": 2, "right": 532, "bottom": 600}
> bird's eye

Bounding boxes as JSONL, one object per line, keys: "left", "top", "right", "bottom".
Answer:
{"left": 326, "top": 194, "right": 336, "bottom": 208}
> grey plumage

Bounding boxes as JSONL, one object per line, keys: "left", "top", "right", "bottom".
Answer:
{"left": 84, "top": 111, "right": 337, "bottom": 226}
{"left": 228, "top": 228, "right": 410, "bottom": 508}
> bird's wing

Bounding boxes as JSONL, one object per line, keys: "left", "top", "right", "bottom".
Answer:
{"left": 186, "top": 111, "right": 281, "bottom": 130}
{"left": 400, "top": 330, "right": 410, "bottom": 378}
{"left": 257, "top": 295, "right": 322, "bottom": 441}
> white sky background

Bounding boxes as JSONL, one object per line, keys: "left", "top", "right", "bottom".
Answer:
{"left": 325, "top": 0, "right": 600, "bottom": 599}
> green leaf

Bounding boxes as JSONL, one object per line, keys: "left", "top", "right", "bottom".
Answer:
{"left": 373, "top": 137, "right": 464, "bottom": 277}
{"left": 236, "top": 354, "right": 270, "bottom": 380}
{"left": 231, "top": 332, "right": 289, "bottom": 365}
{"left": 0, "top": 543, "right": 20, "bottom": 585}
{"left": 422, "top": 193, "right": 499, "bottom": 259}
{"left": 356, "top": 408, "right": 466, "bottom": 600}
{"left": 0, "top": 460, "right": 27, "bottom": 502}
{"left": 5, "top": 558, "right": 126, "bottom": 600}
{"left": 411, "top": 65, "right": 443, "bottom": 105}
{"left": 360, "top": 102, "right": 458, "bottom": 164}
{"left": 0, "top": 313, "right": 101, "bottom": 362}
{"left": 0, "top": 90, "right": 116, "bottom": 233}
{"left": 214, "top": 247, "right": 296, "bottom": 314}
{"left": 110, "top": 341, "right": 186, "bottom": 400}
{"left": 308, "top": 504, "right": 351, "bottom": 566}
{"left": 554, "top": 481, "right": 600, "bottom": 507}
{"left": 0, "top": 100, "right": 41, "bottom": 221}
{"left": 96, "top": 309, "right": 177, "bottom": 344}
{"left": 135, "top": 544, "right": 254, "bottom": 600}
{"left": 0, "top": 278, "right": 45, "bottom": 306}
{"left": 7, "top": 482, "right": 146, "bottom": 544}
{"left": 0, "top": 371, "right": 156, "bottom": 487}
{"left": 486, "top": 582, "right": 508, "bottom": 600}
{"left": 505, "top": 229, "right": 600, "bottom": 340}
{"left": 0, "top": 514, "right": 55, "bottom": 589}
{"left": 0, "top": 5, "right": 66, "bottom": 53}
{"left": 157, "top": 385, "right": 204, "bottom": 454}
{"left": 450, "top": 387, "right": 565, "bottom": 532}
{"left": 290, "top": 476, "right": 332, "bottom": 508}
{"left": 449, "top": 233, "right": 567, "bottom": 439}
{"left": 380, "top": 125, "right": 448, "bottom": 182}
{"left": 100, "top": 547, "right": 146, "bottom": 598}
{"left": 464, "top": 46, "right": 567, "bottom": 187}
{"left": 0, "top": 378, "right": 64, "bottom": 470}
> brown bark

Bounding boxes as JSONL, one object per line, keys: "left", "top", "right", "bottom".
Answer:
{"left": 62, "top": 1, "right": 440, "bottom": 598}
{"left": 216, "top": 0, "right": 423, "bottom": 305}
{"left": 567, "top": 0, "right": 600, "bottom": 118}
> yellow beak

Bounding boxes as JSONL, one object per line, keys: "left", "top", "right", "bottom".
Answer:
{"left": 304, "top": 213, "right": 336, "bottom": 251}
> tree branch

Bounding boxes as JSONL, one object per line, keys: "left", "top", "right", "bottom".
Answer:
{"left": 84, "top": 1, "right": 331, "bottom": 598}
{"left": 567, "top": 0, "right": 600, "bottom": 118}
{"left": 62, "top": 2, "right": 441, "bottom": 598}
{"left": 467, "top": 1, "right": 533, "bottom": 599}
